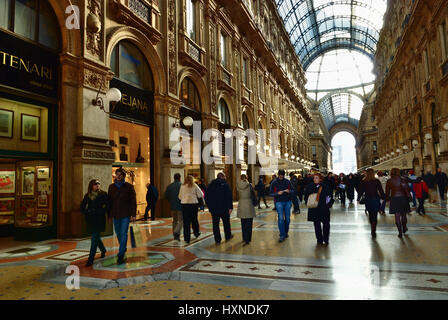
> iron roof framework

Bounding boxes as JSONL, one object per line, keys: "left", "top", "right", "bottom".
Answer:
{"left": 276, "top": 0, "right": 386, "bottom": 130}
{"left": 276, "top": 0, "right": 386, "bottom": 70}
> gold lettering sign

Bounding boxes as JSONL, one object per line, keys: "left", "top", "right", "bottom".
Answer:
{"left": 119, "top": 92, "right": 149, "bottom": 112}
{"left": 0, "top": 50, "right": 53, "bottom": 80}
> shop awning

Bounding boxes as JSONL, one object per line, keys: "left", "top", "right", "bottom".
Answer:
{"left": 370, "top": 151, "right": 415, "bottom": 171}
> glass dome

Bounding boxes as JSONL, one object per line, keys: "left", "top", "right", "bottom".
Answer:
{"left": 306, "top": 49, "right": 375, "bottom": 101}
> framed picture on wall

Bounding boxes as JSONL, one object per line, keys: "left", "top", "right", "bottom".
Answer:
{"left": 0, "top": 171, "right": 15, "bottom": 194}
{"left": 37, "top": 167, "right": 50, "bottom": 179}
{"left": 0, "top": 109, "right": 13, "bottom": 138}
{"left": 0, "top": 197, "right": 15, "bottom": 215}
{"left": 22, "top": 167, "right": 35, "bottom": 196}
{"left": 21, "top": 114, "right": 40, "bottom": 141}
{"left": 20, "top": 199, "right": 35, "bottom": 218}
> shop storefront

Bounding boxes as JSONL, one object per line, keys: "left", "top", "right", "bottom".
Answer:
{"left": 0, "top": 0, "right": 60, "bottom": 241}
{"left": 108, "top": 41, "right": 155, "bottom": 219}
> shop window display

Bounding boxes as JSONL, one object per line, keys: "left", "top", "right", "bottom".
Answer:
{"left": 110, "top": 118, "right": 150, "bottom": 218}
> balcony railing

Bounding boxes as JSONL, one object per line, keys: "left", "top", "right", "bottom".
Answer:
{"left": 187, "top": 39, "right": 201, "bottom": 64}
{"left": 222, "top": 68, "right": 231, "bottom": 87}
{"left": 129, "top": 0, "right": 151, "bottom": 24}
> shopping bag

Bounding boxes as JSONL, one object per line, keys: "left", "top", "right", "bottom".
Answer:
{"left": 129, "top": 223, "right": 143, "bottom": 248}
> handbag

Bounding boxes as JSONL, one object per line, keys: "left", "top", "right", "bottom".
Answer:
{"left": 197, "top": 196, "right": 204, "bottom": 207}
{"left": 249, "top": 184, "right": 258, "bottom": 207}
{"left": 359, "top": 195, "right": 366, "bottom": 205}
{"left": 307, "top": 186, "right": 323, "bottom": 209}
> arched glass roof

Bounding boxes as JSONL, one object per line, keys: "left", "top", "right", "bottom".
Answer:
{"left": 306, "top": 49, "right": 375, "bottom": 101}
{"left": 318, "top": 92, "right": 364, "bottom": 129}
{"left": 276, "top": 0, "right": 387, "bottom": 70}
{"left": 275, "top": 0, "right": 387, "bottom": 130}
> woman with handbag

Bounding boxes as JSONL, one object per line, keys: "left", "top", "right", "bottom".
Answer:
{"left": 357, "top": 169, "right": 385, "bottom": 238}
{"left": 178, "top": 175, "right": 204, "bottom": 244}
{"left": 385, "top": 168, "right": 412, "bottom": 238}
{"left": 304, "top": 174, "right": 334, "bottom": 245}
{"left": 413, "top": 177, "right": 429, "bottom": 215}
{"left": 80, "top": 179, "right": 110, "bottom": 266}
{"left": 236, "top": 175, "right": 257, "bottom": 245}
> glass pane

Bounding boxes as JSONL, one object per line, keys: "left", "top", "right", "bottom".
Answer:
{"left": 110, "top": 46, "right": 117, "bottom": 75}
{"left": 14, "top": 0, "right": 37, "bottom": 41}
{"left": 118, "top": 41, "right": 154, "bottom": 91}
{"left": 220, "top": 34, "right": 226, "bottom": 67}
{"left": 38, "top": 0, "right": 59, "bottom": 50}
{"left": 0, "top": 0, "right": 10, "bottom": 29}
{"left": 186, "top": 0, "right": 195, "bottom": 41}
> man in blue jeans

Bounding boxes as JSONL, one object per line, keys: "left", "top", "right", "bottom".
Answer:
{"left": 108, "top": 168, "right": 137, "bottom": 264}
{"left": 270, "top": 170, "right": 293, "bottom": 242}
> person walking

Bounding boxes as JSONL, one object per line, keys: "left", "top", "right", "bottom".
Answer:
{"left": 108, "top": 168, "right": 137, "bottom": 264}
{"left": 346, "top": 173, "right": 356, "bottom": 205}
{"left": 289, "top": 172, "right": 301, "bottom": 214}
{"left": 304, "top": 173, "right": 334, "bottom": 245}
{"left": 197, "top": 179, "right": 207, "bottom": 211}
{"left": 357, "top": 169, "right": 385, "bottom": 238}
{"left": 423, "top": 171, "right": 437, "bottom": 203}
{"left": 338, "top": 173, "right": 347, "bottom": 205}
{"left": 377, "top": 171, "right": 388, "bottom": 214}
{"left": 269, "top": 170, "right": 293, "bottom": 242}
{"left": 407, "top": 170, "right": 418, "bottom": 208}
{"left": 236, "top": 174, "right": 256, "bottom": 245}
{"left": 270, "top": 174, "right": 278, "bottom": 212}
{"left": 205, "top": 173, "right": 234, "bottom": 244}
{"left": 255, "top": 176, "right": 269, "bottom": 209}
{"left": 298, "top": 175, "right": 306, "bottom": 202}
{"left": 164, "top": 173, "right": 183, "bottom": 241}
{"left": 414, "top": 177, "right": 429, "bottom": 215}
{"left": 324, "top": 173, "right": 336, "bottom": 197}
{"left": 435, "top": 168, "right": 448, "bottom": 201}
{"left": 80, "top": 179, "right": 109, "bottom": 266}
{"left": 385, "top": 168, "right": 411, "bottom": 238}
{"left": 178, "top": 175, "right": 203, "bottom": 244}
{"left": 144, "top": 182, "right": 159, "bottom": 221}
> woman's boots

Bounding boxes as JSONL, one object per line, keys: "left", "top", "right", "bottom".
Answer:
{"left": 371, "top": 222, "right": 377, "bottom": 239}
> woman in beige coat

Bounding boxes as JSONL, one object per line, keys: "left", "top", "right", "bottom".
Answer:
{"left": 237, "top": 175, "right": 256, "bottom": 245}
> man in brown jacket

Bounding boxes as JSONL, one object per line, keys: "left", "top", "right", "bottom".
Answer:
{"left": 108, "top": 168, "right": 137, "bottom": 264}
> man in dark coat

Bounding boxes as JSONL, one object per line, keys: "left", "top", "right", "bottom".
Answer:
{"left": 304, "top": 174, "right": 334, "bottom": 245}
{"left": 423, "top": 171, "right": 437, "bottom": 203}
{"left": 205, "top": 172, "right": 234, "bottom": 244}
{"left": 255, "top": 176, "right": 269, "bottom": 209}
{"left": 108, "top": 168, "right": 137, "bottom": 264}
{"left": 164, "top": 173, "right": 183, "bottom": 240}
{"left": 144, "top": 183, "right": 159, "bottom": 221}
{"left": 289, "top": 172, "right": 301, "bottom": 214}
{"left": 435, "top": 168, "right": 448, "bottom": 201}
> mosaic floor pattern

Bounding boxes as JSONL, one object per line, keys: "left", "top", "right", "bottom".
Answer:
{"left": 1, "top": 200, "right": 448, "bottom": 300}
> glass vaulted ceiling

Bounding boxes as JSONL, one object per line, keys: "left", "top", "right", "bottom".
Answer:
{"left": 276, "top": 0, "right": 387, "bottom": 130}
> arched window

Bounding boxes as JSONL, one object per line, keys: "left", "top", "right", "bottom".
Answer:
{"left": 218, "top": 99, "right": 231, "bottom": 125}
{"left": 110, "top": 41, "right": 154, "bottom": 91}
{"left": 0, "top": 0, "right": 60, "bottom": 50}
{"left": 242, "top": 112, "right": 250, "bottom": 130}
{"left": 180, "top": 77, "right": 201, "bottom": 111}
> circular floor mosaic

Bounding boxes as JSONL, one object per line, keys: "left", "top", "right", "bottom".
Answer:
{"left": 94, "top": 251, "right": 173, "bottom": 271}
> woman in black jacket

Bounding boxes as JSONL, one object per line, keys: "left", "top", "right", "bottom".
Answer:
{"left": 304, "top": 174, "right": 334, "bottom": 245}
{"left": 80, "top": 179, "right": 110, "bottom": 266}
{"left": 357, "top": 169, "right": 385, "bottom": 238}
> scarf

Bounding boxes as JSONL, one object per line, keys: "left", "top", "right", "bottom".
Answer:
{"left": 114, "top": 179, "right": 125, "bottom": 189}
{"left": 88, "top": 190, "right": 99, "bottom": 201}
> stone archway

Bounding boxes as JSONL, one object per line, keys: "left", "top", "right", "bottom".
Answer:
{"left": 329, "top": 123, "right": 359, "bottom": 142}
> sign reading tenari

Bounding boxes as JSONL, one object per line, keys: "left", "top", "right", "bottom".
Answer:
{"left": 109, "top": 78, "right": 154, "bottom": 126}
{"left": 0, "top": 30, "right": 58, "bottom": 98}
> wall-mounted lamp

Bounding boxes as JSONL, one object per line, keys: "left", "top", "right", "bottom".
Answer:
{"left": 403, "top": 145, "right": 409, "bottom": 151}
{"left": 425, "top": 133, "right": 432, "bottom": 140}
{"left": 396, "top": 148, "right": 401, "bottom": 153}
{"left": 391, "top": 152, "right": 395, "bottom": 156}
{"left": 92, "top": 87, "right": 122, "bottom": 113}
{"left": 291, "top": 155, "right": 296, "bottom": 160}
{"left": 444, "top": 122, "right": 448, "bottom": 131}
{"left": 412, "top": 140, "right": 419, "bottom": 147}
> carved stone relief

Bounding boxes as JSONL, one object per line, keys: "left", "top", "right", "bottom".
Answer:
{"left": 86, "top": 0, "right": 103, "bottom": 59}
{"left": 168, "top": 0, "right": 177, "bottom": 94}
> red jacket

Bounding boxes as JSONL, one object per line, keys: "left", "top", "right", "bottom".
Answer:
{"left": 413, "top": 181, "right": 429, "bottom": 199}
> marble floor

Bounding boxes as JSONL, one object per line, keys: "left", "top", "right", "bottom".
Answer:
{"left": 1, "top": 199, "right": 448, "bottom": 300}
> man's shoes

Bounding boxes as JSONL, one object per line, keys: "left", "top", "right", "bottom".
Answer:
{"left": 403, "top": 226, "right": 408, "bottom": 234}
{"left": 151, "top": 217, "right": 155, "bottom": 221}
{"left": 215, "top": 241, "right": 221, "bottom": 245}
{"left": 85, "top": 260, "right": 94, "bottom": 267}
{"left": 317, "top": 241, "right": 324, "bottom": 245}
{"left": 324, "top": 241, "right": 329, "bottom": 245}
{"left": 285, "top": 234, "right": 289, "bottom": 238}
{"left": 226, "top": 235, "right": 234, "bottom": 241}
{"left": 100, "top": 250, "right": 106, "bottom": 258}
{"left": 117, "top": 257, "right": 126, "bottom": 265}
{"left": 279, "top": 238, "right": 285, "bottom": 243}
{"left": 195, "top": 232, "right": 201, "bottom": 238}
{"left": 174, "top": 234, "right": 180, "bottom": 241}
